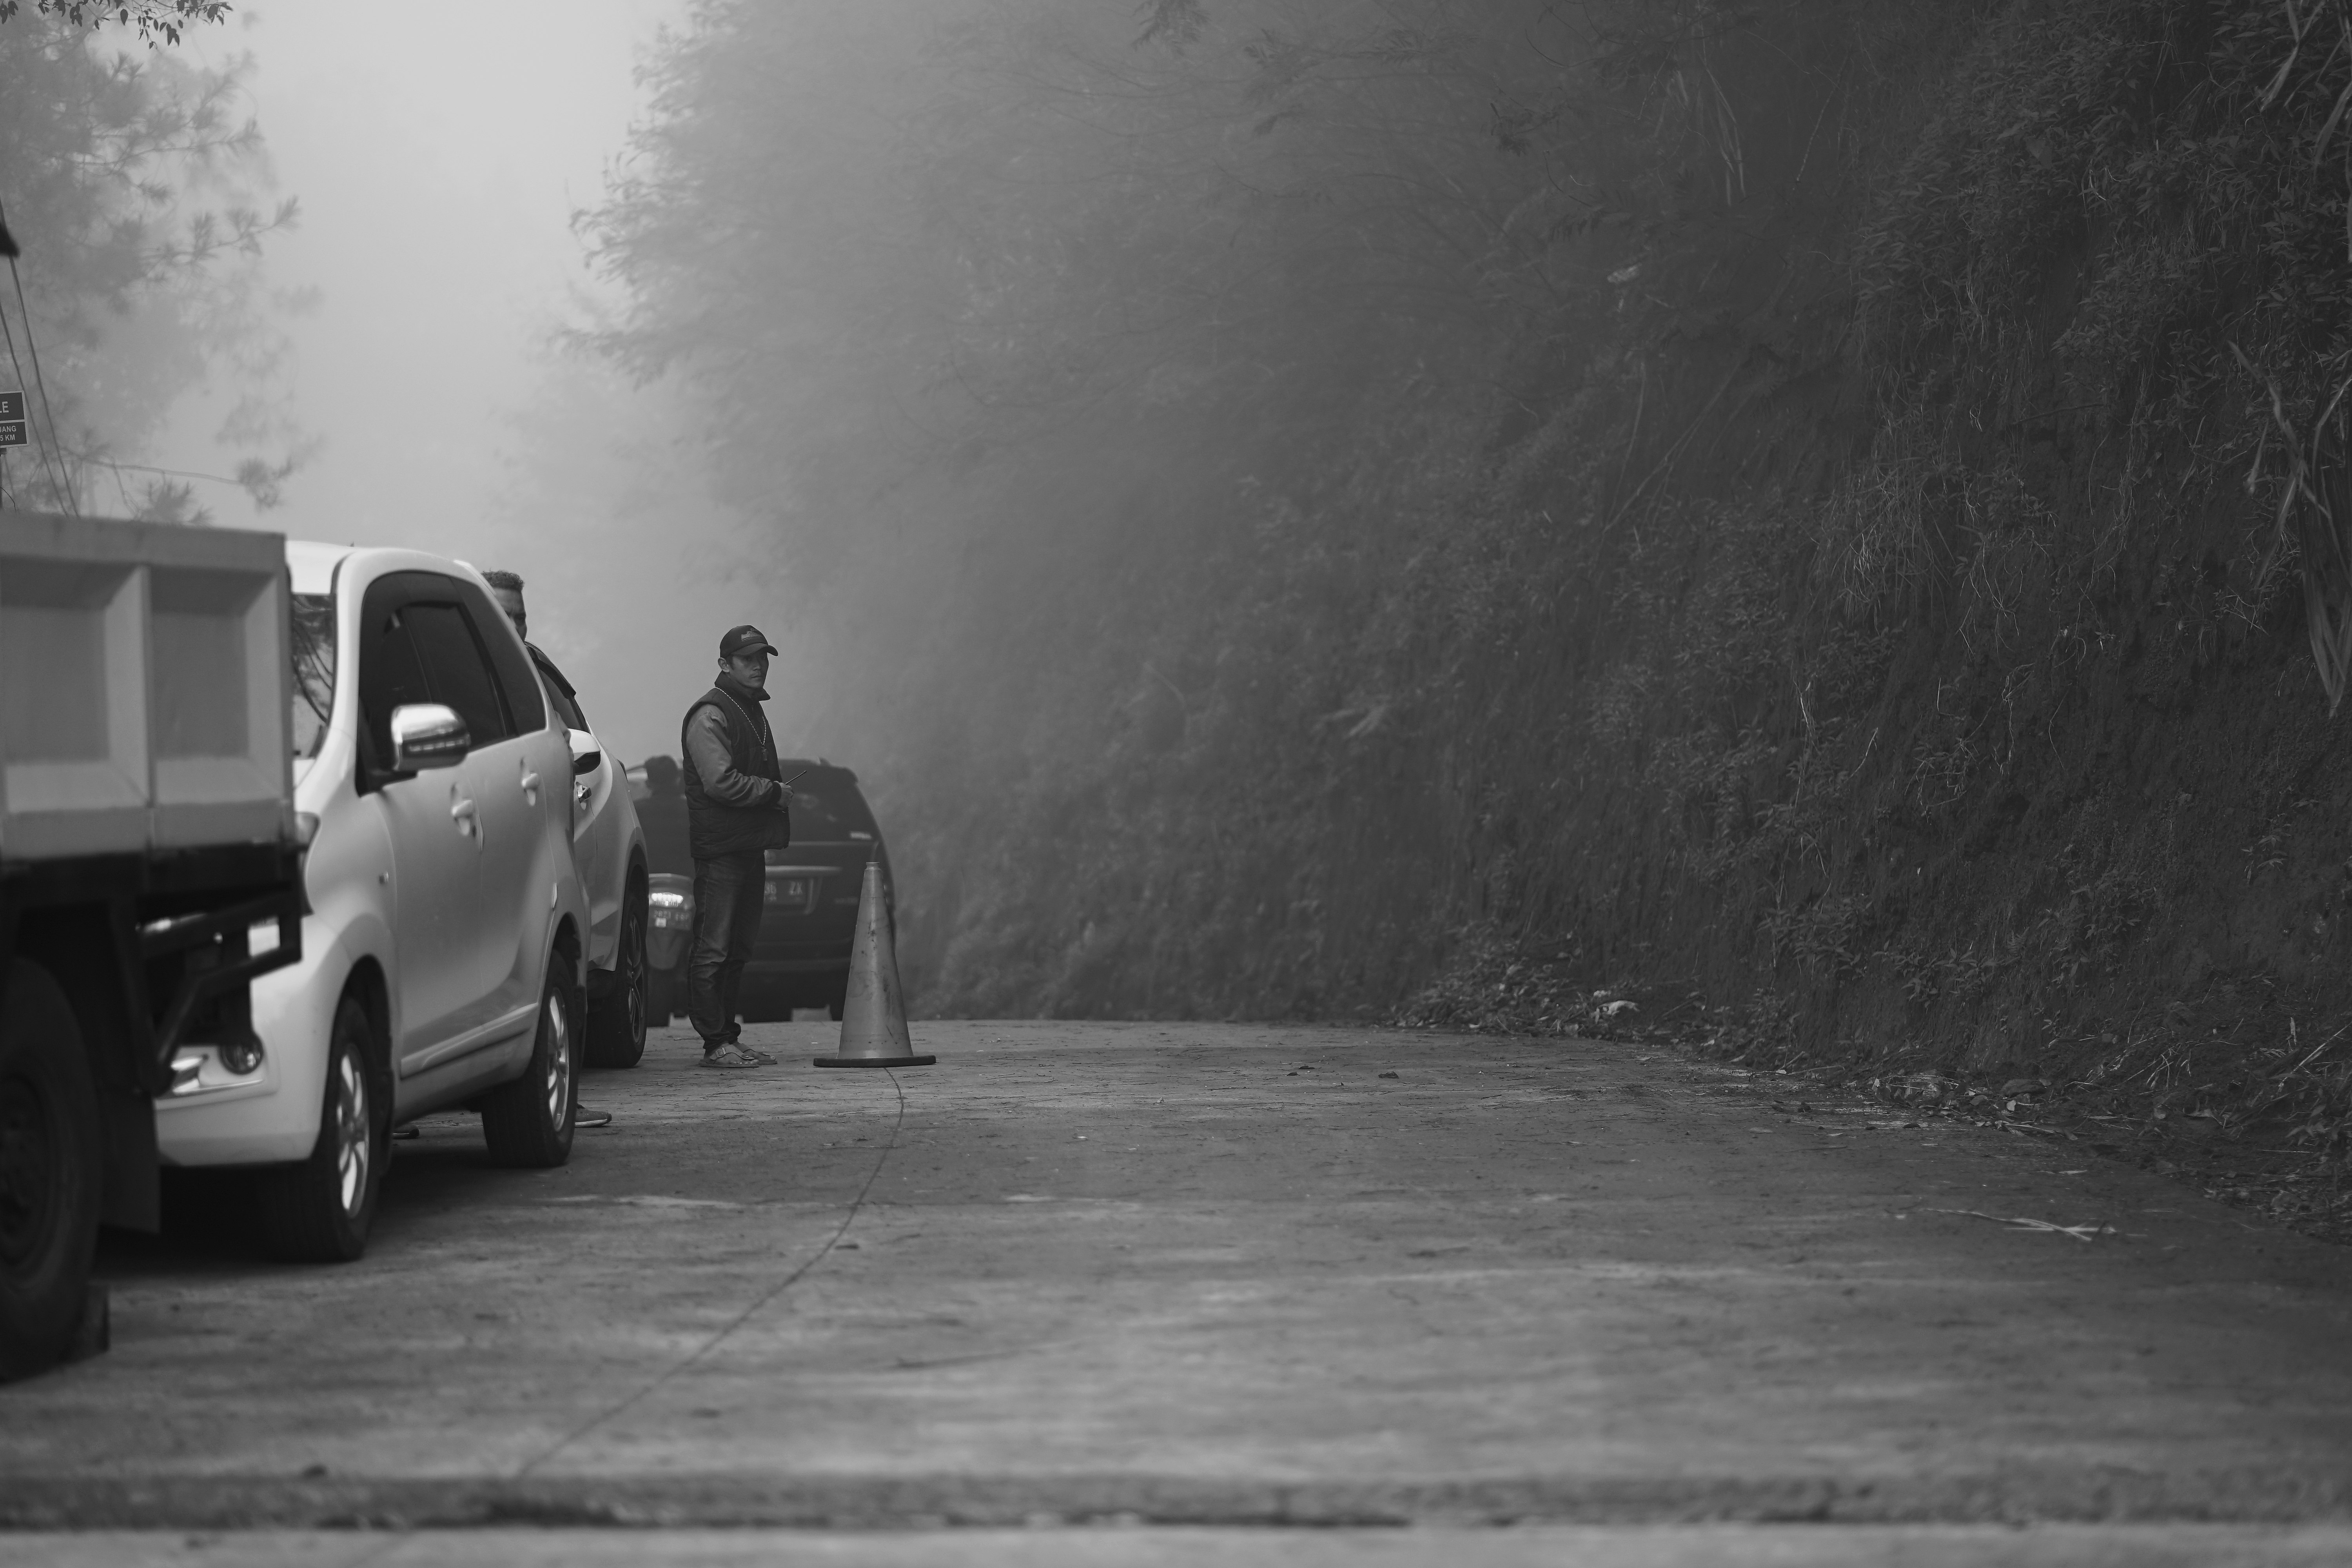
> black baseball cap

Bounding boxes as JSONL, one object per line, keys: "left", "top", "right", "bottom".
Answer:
{"left": 719, "top": 624, "right": 779, "bottom": 659}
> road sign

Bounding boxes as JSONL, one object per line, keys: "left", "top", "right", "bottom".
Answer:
{"left": 0, "top": 389, "right": 23, "bottom": 448}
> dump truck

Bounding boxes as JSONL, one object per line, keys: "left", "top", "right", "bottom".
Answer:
{"left": 0, "top": 508, "right": 303, "bottom": 1379}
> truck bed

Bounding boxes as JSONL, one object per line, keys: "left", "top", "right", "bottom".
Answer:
{"left": 0, "top": 509, "right": 294, "bottom": 862}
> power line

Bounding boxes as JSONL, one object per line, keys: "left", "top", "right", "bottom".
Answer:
{"left": 64, "top": 449, "right": 258, "bottom": 493}
{"left": 73, "top": 450, "right": 243, "bottom": 523}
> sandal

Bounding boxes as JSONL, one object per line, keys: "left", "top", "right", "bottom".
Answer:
{"left": 700, "top": 1045, "right": 765, "bottom": 1069}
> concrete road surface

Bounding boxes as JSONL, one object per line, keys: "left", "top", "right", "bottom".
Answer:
{"left": 4, "top": 1020, "right": 2351, "bottom": 1566}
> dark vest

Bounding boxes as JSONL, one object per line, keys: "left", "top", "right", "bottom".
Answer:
{"left": 681, "top": 680, "right": 791, "bottom": 860}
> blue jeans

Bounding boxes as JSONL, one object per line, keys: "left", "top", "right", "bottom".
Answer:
{"left": 688, "top": 852, "right": 766, "bottom": 1049}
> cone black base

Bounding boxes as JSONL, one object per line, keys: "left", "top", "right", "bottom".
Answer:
{"left": 813, "top": 1054, "right": 935, "bottom": 1069}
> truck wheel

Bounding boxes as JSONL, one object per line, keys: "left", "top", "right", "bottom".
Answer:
{"left": 257, "top": 996, "right": 385, "bottom": 1263}
{"left": 585, "top": 886, "right": 647, "bottom": 1070}
{"left": 0, "top": 959, "right": 102, "bottom": 1381}
{"left": 481, "top": 951, "right": 579, "bottom": 1168}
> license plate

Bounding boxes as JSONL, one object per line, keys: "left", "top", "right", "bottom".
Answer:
{"left": 766, "top": 877, "right": 811, "bottom": 909}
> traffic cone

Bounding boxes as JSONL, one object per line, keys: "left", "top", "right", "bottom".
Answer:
{"left": 813, "top": 860, "right": 934, "bottom": 1068}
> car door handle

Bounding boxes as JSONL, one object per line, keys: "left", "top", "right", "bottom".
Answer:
{"left": 519, "top": 770, "right": 541, "bottom": 803}
{"left": 450, "top": 797, "right": 478, "bottom": 836}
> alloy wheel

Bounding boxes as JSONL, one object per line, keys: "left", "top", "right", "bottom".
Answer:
{"left": 543, "top": 989, "right": 572, "bottom": 1126}
{"left": 333, "top": 1049, "right": 371, "bottom": 1218}
{"left": 622, "top": 906, "right": 646, "bottom": 1045}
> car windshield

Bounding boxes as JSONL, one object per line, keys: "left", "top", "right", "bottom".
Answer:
{"left": 290, "top": 593, "right": 334, "bottom": 762}
{"left": 786, "top": 772, "right": 877, "bottom": 841}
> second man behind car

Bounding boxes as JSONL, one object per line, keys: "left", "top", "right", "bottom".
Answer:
{"left": 485, "top": 569, "right": 615, "bottom": 1127}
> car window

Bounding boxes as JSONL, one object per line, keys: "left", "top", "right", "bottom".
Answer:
{"left": 541, "top": 673, "right": 587, "bottom": 732}
{"left": 358, "top": 596, "right": 437, "bottom": 771}
{"left": 785, "top": 771, "right": 879, "bottom": 841}
{"left": 289, "top": 592, "right": 334, "bottom": 761}
{"left": 403, "top": 602, "right": 513, "bottom": 746}
{"left": 473, "top": 592, "right": 548, "bottom": 735}
{"left": 533, "top": 651, "right": 588, "bottom": 732}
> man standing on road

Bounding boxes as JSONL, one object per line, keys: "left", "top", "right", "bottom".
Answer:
{"left": 483, "top": 569, "right": 612, "bottom": 1129}
{"left": 681, "top": 626, "right": 793, "bottom": 1069}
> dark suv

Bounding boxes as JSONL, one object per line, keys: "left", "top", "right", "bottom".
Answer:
{"left": 742, "top": 762, "right": 891, "bottom": 1021}
{"left": 629, "top": 758, "right": 891, "bottom": 1024}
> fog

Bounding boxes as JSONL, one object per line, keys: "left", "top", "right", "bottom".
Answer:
{"left": 568, "top": 0, "right": 1615, "bottom": 1009}
{"left": 16, "top": 0, "right": 1734, "bottom": 1014}
{"left": 141, "top": 0, "right": 760, "bottom": 764}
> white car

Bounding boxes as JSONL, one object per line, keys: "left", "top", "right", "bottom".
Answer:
{"left": 526, "top": 646, "right": 649, "bottom": 1068}
{"left": 154, "top": 543, "right": 592, "bottom": 1261}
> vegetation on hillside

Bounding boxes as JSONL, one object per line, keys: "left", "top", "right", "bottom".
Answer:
{"left": 598, "top": 0, "right": 2352, "bottom": 1230}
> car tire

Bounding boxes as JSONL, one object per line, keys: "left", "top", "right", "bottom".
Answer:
{"left": 585, "top": 880, "right": 647, "bottom": 1070}
{"left": 481, "top": 947, "right": 579, "bottom": 1169}
{"left": 827, "top": 980, "right": 847, "bottom": 1024}
{"left": 0, "top": 958, "right": 103, "bottom": 1381}
{"left": 257, "top": 995, "right": 385, "bottom": 1264}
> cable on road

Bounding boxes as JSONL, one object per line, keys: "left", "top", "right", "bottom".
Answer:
{"left": 512, "top": 1064, "right": 911, "bottom": 1478}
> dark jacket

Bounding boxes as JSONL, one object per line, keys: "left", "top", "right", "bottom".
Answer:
{"left": 680, "top": 674, "right": 791, "bottom": 860}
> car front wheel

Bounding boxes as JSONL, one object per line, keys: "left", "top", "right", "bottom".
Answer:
{"left": 481, "top": 949, "right": 579, "bottom": 1168}
{"left": 257, "top": 995, "right": 385, "bottom": 1263}
{"left": 585, "top": 882, "right": 647, "bottom": 1070}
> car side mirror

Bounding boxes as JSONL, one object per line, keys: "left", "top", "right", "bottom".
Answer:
{"left": 567, "top": 727, "right": 601, "bottom": 775}
{"left": 573, "top": 750, "right": 602, "bottom": 776}
{"left": 389, "top": 703, "right": 469, "bottom": 771}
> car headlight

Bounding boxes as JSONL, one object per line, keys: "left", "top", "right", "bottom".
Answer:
{"left": 648, "top": 891, "right": 686, "bottom": 909}
{"left": 165, "top": 1041, "right": 266, "bottom": 1096}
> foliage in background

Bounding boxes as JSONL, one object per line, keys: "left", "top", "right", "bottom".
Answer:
{"left": 0, "top": 1, "right": 230, "bottom": 48}
{"left": 599, "top": 0, "right": 2352, "bottom": 1217}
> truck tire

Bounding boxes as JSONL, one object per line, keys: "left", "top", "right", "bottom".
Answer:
{"left": 257, "top": 996, "right": 385, "bottom": 1263}
{"left": 481, "top": 950, "right": 579, "bottom": 1168}
{"left": 0, "top": 958, "right": 103, "bottom": 1381}
{"left": 585, "top": 882, "right": 647, "bottom": 1070}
